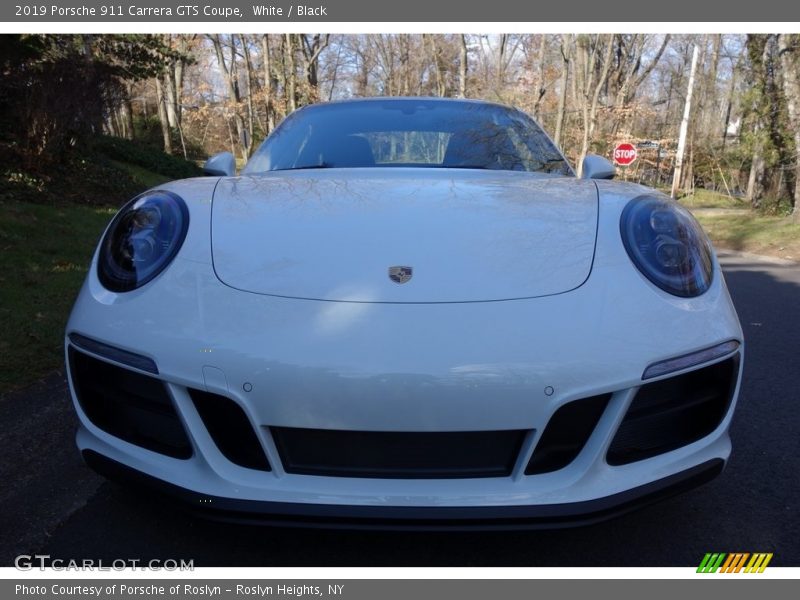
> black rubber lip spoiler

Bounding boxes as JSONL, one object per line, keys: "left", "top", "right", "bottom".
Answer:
{"left": 82, "top": 449, "right": 724, "bottom": 531}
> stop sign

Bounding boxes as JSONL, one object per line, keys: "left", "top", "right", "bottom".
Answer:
{"left": 613, "top": 143, "right": 638, "bottom": 166}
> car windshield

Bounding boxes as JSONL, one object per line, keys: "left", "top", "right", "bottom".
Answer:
{"left": 242, "top": 99, "right": 573, "bottom": 175}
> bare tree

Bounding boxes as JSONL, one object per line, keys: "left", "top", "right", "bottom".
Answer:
{"left": 778, "top": 34, "right": 800, "bottom": 220}
{"left": 609, "top": 34, "right": 671, "bottom": 135}
{"left": 261, "top": 34, "right": 276, "bottom": 131}
{"left": 672, "top": 44, "right": 700, "bottom": 198}
{"left": 284, "top": 34, "right": 298, "bottom": 112}
{"left": 239, "top": 34, "right": 256, "bottom": 157}
{"left": 210, "top": 34, "right": 249, "bottom": 160}
{"left": 531, "top": 35, "right": 548, "bottom": 119}
{"left": 459, "top": 35, "right": 468, "bottom": 98}
{"left": 154, "top": 77, "right": 172, "bottom": 154}
{"left": 553, "top": 35, "right": 572, "bottom": 148}
{"left": 574, "top": 34, "right": 615, "bottom": 174}
{"left": 299, "top": 34, "right": 331, "bottom": 104}
{"left": 424, "top": 34, "right": 446, "bottom": 97}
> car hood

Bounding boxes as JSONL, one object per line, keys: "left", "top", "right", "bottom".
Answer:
{"left": 210, "top": 169, "right": 598, "bottom": 303}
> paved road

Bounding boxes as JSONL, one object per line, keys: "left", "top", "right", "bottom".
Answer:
{"left": 1, "top": 253, "right": 798, "bottom": 567}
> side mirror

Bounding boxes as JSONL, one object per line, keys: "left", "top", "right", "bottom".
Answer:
{"left": 581, "top": 154, "right": 615, "bottom": 180}
{"left": 203, "top": 152, "right": 236, "bottom": 177}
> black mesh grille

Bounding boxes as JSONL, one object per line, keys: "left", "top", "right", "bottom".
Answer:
{"left": 607, "top": 356, "right": 739, "bottom": 465}
{"left": 271, "top": 427, "right": 527, "bottom": 479}
{"left": 525, "top": 394, "right": 612, "bottom": 475}
{"left": 189, "top": 389, "right": 271, "bottom": 471}
{"left": 69, "top": 348, "right": 191, "bottom": 459}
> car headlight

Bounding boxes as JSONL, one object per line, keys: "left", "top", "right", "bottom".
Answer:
{"left": 620, "top": 195, "right": 713, "bottom": 297}
{"left": 98, "top": 190, "right": 189, "bottom": 292}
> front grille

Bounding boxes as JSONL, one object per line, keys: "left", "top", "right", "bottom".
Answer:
{"left": 188, "top": 389, "right": 271, "bottom": 471}
{"left": 271, "top": 427, "right": 527, "bottom": 479}
{"left": 68, "top": 348, "right": 192, "bottom": 459}
{"left": 607, "top": 356, "right": 739, "bottom": 465}
{"left": 525, "top": 394, "right": 612, "bottom": 475}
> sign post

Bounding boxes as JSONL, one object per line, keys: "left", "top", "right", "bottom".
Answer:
{"left": 637, "top": 140, "right": 662, "bottom": 186}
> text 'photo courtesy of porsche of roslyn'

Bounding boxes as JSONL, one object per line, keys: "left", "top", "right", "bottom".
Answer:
{"left": 2, "top": 32, "right": 799, "bottom": 568}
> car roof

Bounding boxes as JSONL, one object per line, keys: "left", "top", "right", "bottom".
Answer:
{"left": 296, "top": 96, "right": 521, "bottom": 113}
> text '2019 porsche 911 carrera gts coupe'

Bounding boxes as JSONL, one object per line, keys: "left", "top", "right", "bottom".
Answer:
{"left": 66, "top": 97, "right": 743, "bottom": 528}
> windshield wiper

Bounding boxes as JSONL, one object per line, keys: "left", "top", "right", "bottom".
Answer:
{"left": 533, "top": 158, "right": 571, "bottom": 173}
{"left": 441, "top": 165, "right": 489, "bottom": 170}
{"left": 273, "top": 162, "right": 333, "bottom": 171}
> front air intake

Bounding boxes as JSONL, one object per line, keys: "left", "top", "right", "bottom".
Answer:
{"left": 607, "top": 356, "right": 739, "bottom": 465}
{"left": 68, "top": 347, "right": 191, "bottom": 459}
{"left": 188, "top": 389, "right": 271, "bottom": 472}
{"left": 271, "top": 427, "right": 527, "bottom": 479}
{"left": 525, "top": 394, "right": 611, "bottom": 475}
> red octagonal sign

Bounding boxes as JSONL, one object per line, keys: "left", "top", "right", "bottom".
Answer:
{"left": 613, "top": 143, "right": 637, "bottom": 166}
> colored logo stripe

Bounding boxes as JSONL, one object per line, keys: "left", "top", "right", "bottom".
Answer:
{"left": 697, "top": 553, "right": 773, "bottom": 573}
{"left": 744, "top": 553, "right": 773, "bottom": 573}
{"left": 720, "top": 553, "right": 749, "bottom": 573}
{"left": 697, "top": 553, "right": 726, "bottom": 573}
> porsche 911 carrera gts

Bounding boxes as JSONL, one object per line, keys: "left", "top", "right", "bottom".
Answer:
{"left": 65, "top": 97, "right": 743, "bottom": 528}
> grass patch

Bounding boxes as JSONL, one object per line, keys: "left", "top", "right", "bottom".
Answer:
{"left": 678, "top": 189, "right": 749, "bottom": 210}
{"left": 110, "top": 160, "right": 171, "bottom": 190}
{"left": 0, "top": 135, "right": 201, "bottom": 207}
{"left": 694, "top": 212, "right": 800, "bottom": 260}
{"left": 0, "top": 200, "right": 114, "bottom": 394}
{"left": 0, "top": 151, "right": 141, "bottom": 206}
{"left": 92, "top": 136, "right": 203, "bottom": 181}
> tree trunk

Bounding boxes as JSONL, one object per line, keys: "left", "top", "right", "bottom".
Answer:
{"left": 154, "top": 77, "right": 172, "bottom": 154}
{"left": 554, "top": 36, "right": 571, "bottom": 148}
{"left": 172, "top": 35, "right": 193, "bottom": 126}
{"left": 161, "top": 34, "right": 184, "bottom": 128}
{"left": 721, "top": 58, "right": 739, "bottom": 149}
{"left": 285, "top": 34, "right": 297, "bottom": 112}
{"left": 239, "top": 34, "right": 256, "bottom": 158}
{"left": 425, "top": 34, "right": 446, "bottom": 97}
{"left": 745, "top": 34, "right": 792, "bottom": 207}
{"left": 459, "top": 35, "right": 468, "bottom": 98}
{"left": 671, "top": 44, "right": 700, "bottom": 199}
{"left": 163, "top": 70, "right": 179, "bottom": 128}
{"left": 211, "top": 34, "right": 248, "bottom": 160}
{"left": 211, "top": 35, "right": 239, "bottom": 101}
{"left": 261, "top": 35, "right": 275, "bottom": 131}
{"left": 778, "top": 34, "right": 800, "bottom": 220}
{"left": 300, "top": 34, "right": 330, "bottom": 104}
{"left": 531, "top": 35, "right": 547, "bottom": 119}
{"left": 682, "top": 141, "right": 694, "bottom": 193}
{"left": 121, "top": 82, "right": 134, "bottom": 140}
{"left": 497, "top": 34, "right": 508, "bottom": 90}
{"left": 746, "top": 123, "right": 766, "bottom": 208}
{"left": 703, "top": 34, "right": 721, "bottom": 136}
{"left": 576, "top": 34, "right": 614, "bottom": 175}
{"left": 400, "top": 35, "right": 412, "bottom": 95}
{"left": 172, "top": 61, "right": 184, "bottom": 125}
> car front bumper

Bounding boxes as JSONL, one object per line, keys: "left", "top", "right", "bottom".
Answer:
{"left": 65, "top": 211, "right": 744, "bottom": 526}
{"left": 82, "top": 449, "right": 725, "bottom": 530}
{"left": 67, "top": 269, "right": 743, "bottom": 527}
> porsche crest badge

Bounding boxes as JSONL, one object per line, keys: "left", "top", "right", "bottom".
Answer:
{"left": 388, "top": 266, "right": 413, "bottom": 284}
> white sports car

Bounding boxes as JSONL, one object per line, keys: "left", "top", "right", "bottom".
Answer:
{"left": 66, "top": 97, "right": 743, "bottom": 528}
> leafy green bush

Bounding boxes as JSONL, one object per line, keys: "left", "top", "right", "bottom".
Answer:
{"left": 0, "top": 143, "right": 140, "bottom": 205}
{"left": 130, "top": 116, "right": 205, "bottom": 161}
{"left": 92, "top": 135, "right": 203, "bottom": 180}
{"left": 0, "top": 133, "right": 204, "bottom": 206}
